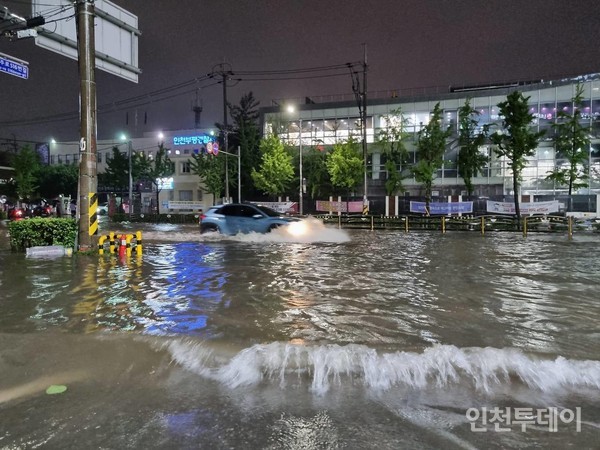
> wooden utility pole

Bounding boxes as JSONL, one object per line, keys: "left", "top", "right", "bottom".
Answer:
{"left": 75, "top": 0, "right": 98, "bottom": 250}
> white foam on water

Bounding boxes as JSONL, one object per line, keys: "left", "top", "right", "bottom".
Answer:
{"left": 222, "top": 217, "right": 350, "bottom": 244}
{"left": 140, "top": 217, "right": 350, "bottom": 244}
{"left": 165, "top": 341, "right": 600, "bottom": 396}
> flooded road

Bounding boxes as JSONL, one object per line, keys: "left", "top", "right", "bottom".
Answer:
{"left": 0, "top": 219, "right": 599, "bottom": 449}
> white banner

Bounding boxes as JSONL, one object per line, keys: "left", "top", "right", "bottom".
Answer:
{"left": 486, "top": 200, "right": 560, "bottom": 215}
{"left": 168, "top": 201, "right": 204, "bottom": 210}
{"left": 250, "top": 202, "right": 297, "bottom": 213}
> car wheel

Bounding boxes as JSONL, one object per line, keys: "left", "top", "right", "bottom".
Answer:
{"left": 201, "top": 223, "right": 220, "bottom": 234}
{"left": 267, "top": 224, "right": 280, "bottom": 232}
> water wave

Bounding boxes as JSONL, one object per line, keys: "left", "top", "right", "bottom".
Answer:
{"left": 164, "top": 341, "right": 600, "bottom": 396}
{"left": 140, "top": 217, "right": 350, "bottom": 244}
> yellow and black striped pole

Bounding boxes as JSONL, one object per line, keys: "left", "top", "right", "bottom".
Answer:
{"left": 89, "top": 192, "right": 98, "bottom": 237}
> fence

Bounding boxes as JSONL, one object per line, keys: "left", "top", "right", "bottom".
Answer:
{"left": 315, "top": 214, "right": 599, "bottom": 238}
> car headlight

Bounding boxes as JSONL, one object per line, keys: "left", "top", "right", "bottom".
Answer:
{"left": 286, "top": 220, "right": 309, "bottom": 237}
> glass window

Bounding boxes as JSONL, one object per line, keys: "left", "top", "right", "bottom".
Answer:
{"left": 178, "top": 190, "right": 192, "bottom": 201}
{"left": 97, "top": 152, "right": 102, "bottom": 163}
{"left": 443, "top": 110, "right": 457, "bottom": 133}
{"left": 181, "top": 162, "right": 191, "bottom": 174}
{"left": 556, "top": 101, "right": 572, "bottom": 122}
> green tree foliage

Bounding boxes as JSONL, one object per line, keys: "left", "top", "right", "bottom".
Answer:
{"left": 326, "top": 136, "right": 364, "bottom": 197}
{"left": 491, "top": 91, "right": 545, "bottom": 223}
{"left": 190, "top": 151, "right": 226, "bottom": 204}
{"left": 412, "top": 103, "right": 452, "bottom": 213}
{"left": 35, "top": 164, "right": 78, "bottom": 199}
{"left": 137, "top": 144, "right": 174, "bottom": 213}
{"left": 457, "top": 99, "right": 490, "bottom": 196}
{"left": 228, "top": 92, "right": 262, "bottom": 199}
{"left": 375, "top": 108, "right": 410, "bottom": 195}
{"left": 301, "top": 144, "right": 332, "bottom": 199}
{"left": 545, "top": 83, "right": 591, "bottom": 196}
{"left": 102, "top": 146, "right": 129, "bottom": 192}
{"left": 102, "top": 145, "right": 152, "bottom": 189}
{"left": 251, "top": 135, "right": 294, "bottom": 198}
{"left": 12, "top": 145, "right": 40, "bottom": 201}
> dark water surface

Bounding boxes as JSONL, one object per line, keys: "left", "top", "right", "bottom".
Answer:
{"left": 1, "top": 219, "right": 599, "bottom": 449}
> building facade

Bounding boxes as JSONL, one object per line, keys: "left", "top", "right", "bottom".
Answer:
{"left": 261, "top": 74, "right": 600, "bottom": 199}
{"left": 48, "top": 74, "right": 600, "bottom": 214}
{"left": 50, "top": 129, "right": 219, "bottom": 214}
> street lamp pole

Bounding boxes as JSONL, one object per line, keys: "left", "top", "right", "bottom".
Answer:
{"left": 287, "top": 105, "right": 304, "bottom": 215}
{"left": 299, "top": 118, "right": 303, "bottom": 215}
{"left": 238, "top": 145, "right": 242, "bottom": 203}
{"left": 128, "top": 140, "right": 133, "bottom": 218}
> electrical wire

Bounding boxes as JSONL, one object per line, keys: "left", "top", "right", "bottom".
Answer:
{"left": 0, "top": 61, "right": 361, "bottom": 127}
{"left": 233, "top": 62, "right": 361, "bottom": 75}
{"left": 233, "top": 72, "right": 352, "bottom": 82}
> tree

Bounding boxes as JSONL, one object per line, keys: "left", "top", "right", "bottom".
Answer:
{"left": 12, "top": 145, "right": 40, "bottom": 201}
{"left": 36, "top": 164, "right": 78, "bottom": 199}
{"left": 457, "top": 99, "right": 490, "bottom": 196}
{"left": 251, "top": 134, "right": 294, "bottom": 198}
{"left": 326, "top": 136, "right": 363, "bottom": 200}
{"left": 302, "top": 144, "right": 332, "bottom": 199}
{"left": 491, "top": 91, "right": 545, "bottom": 224}
{"left": 228, "top": 92, "right": 262, "bottom": 199}
{"left": 190, "top": 151, "right": 226, "bottom": 204}
{"left": 138, "top": 144, "right": 173, "bottom": 214}
{"left": 103, "top": 146, "right": 129, "bottom": 193}
{"left": 412, "top": 103, "right": 452, "bottom": 214}
{"left": 375, "top": 108, "right": 410, "bottom": 195}
{"left": 545, "top": 83, "right": 591, "bottom": 198}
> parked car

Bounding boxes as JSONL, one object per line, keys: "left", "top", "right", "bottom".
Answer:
{"left": 97, "top": 202, "right": 108, "bottom": 215}
{"left": 200, "top": 203, "right": 301, "bottom": 235}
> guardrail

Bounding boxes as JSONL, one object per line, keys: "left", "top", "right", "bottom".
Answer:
{"left": 97, "top": 231, "right": 142, "bottom": 256}
{"left": 314, "top": 214, "right": 600, "bottom": 238}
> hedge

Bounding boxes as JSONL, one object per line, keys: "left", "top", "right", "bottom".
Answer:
{"left": 8, "top": 218, "right": 78, "bottom": 252}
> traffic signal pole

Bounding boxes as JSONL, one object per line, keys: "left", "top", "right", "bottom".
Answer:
{"left": 76, "top": 0, "right": 98, "bottom": 250}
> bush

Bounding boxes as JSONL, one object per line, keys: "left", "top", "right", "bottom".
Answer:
{"left": 8, "top": 218, "right": 78, "bottom": 251}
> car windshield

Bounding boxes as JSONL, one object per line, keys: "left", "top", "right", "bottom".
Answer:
{"left": 255, "top": 205, "right": 281, "bottom": 217}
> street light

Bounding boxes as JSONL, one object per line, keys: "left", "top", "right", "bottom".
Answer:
{"left": 121, "top": 134, "right": 133, "bottom": 217}
{"left": 287, "top": 105, "right": 304, "bottom": 215}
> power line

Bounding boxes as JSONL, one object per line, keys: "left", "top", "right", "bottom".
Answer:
{"left": 233, "top": 62, "right": 361, "bottom": 75}
{"left": 0, "top": 62, "right": 360, "bottom": 127}
{"left": 233, "top": 72, "right": 352, "bottom": 82}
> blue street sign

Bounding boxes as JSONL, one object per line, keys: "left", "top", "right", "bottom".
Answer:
{"left": 0, "top": 55, "right": 29, "bottom": 79}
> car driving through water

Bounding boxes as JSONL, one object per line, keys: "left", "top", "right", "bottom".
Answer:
{"left": 199, "top": 203, "right": 302, "bottom": 235}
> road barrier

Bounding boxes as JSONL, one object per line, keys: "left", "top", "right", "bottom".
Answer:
{"left": 315, "top": 214, "right": 598, "bottom": 237}
{"left": 98, "top": 231, "right": 142, "bottom": 256}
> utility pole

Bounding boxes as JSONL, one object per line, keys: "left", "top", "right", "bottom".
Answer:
{"left": 211, "top": 62, "right": 233, "bottom": 202}
{"left": 75, "top": 0, "right": 98, "bottom": 250}
{"left": 349, "top": 45, "right": 369, "bottom": 214}
{"left": 192, "top": 88, "right": 203, "bottom": 129}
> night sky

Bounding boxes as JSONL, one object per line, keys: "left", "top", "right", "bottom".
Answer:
{"left": 1, "top": 0, "right": 599, "bottom": 144}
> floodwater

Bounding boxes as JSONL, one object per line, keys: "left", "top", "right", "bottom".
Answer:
{"left": 0, "top": 218, "right": 599, "bottom": 449}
